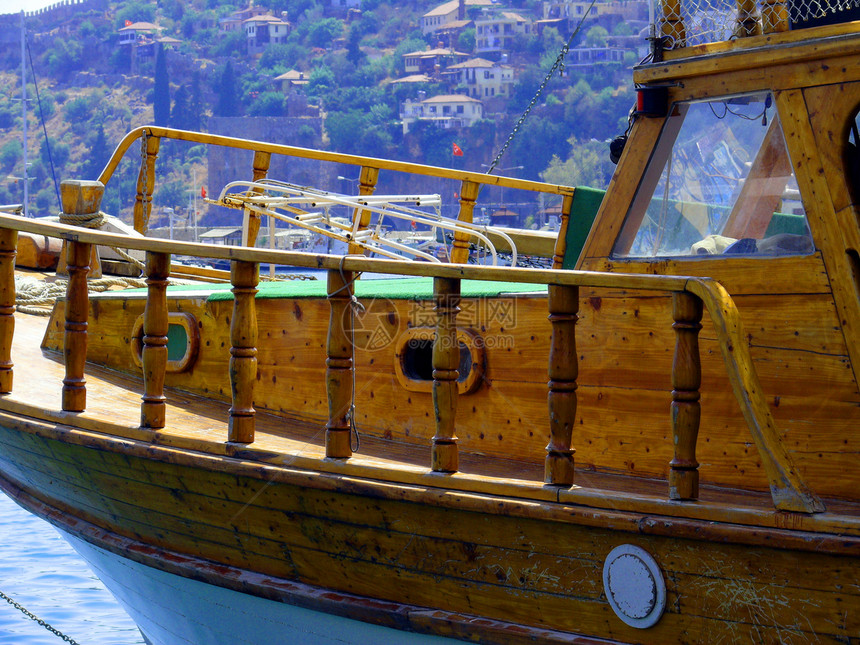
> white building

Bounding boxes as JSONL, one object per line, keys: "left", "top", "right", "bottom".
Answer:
{"left": 400, "top": 94, "right": 483, "bottom": 134}
{"left": 446, "top": 57, "right": 514, "bottom": 99}
{"left": 475, "top": 12, "right": 531, "bottom": 54}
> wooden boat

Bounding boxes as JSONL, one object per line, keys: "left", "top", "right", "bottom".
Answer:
{"left": 1, "top": 2, "right": 859, "bottom": 642}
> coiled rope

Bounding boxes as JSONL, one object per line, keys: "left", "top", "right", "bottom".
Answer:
{"left": 15, "top": 275, "right": 147, "bottom": 316}
{"left": 57, "top": 210, "right": 145, "bottom": 272}
{"left": 0, "top": 588, "right": 81, "bottom": 644}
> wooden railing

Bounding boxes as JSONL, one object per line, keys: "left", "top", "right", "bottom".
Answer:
{"left": 96, "top": 126, "right": 576, "bottom": 262}
{"left": 0, "top": 185, "right": 825, "bottom": 514}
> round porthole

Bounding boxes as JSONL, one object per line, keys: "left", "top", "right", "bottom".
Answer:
{"left": 603, "top": 544, "right": 666, "bottom": 629}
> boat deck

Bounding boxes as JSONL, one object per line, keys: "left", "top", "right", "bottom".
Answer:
{"left": 6, "top": 309, "right": 860, "bottom": 538}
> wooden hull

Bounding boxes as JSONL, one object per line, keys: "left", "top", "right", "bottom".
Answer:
{"left": 1, "top": 411, "right": 859, "bottom": 644}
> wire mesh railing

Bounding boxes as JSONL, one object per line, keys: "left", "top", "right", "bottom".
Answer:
{"left": 656, "top": 0, "right": 860, "bottom": 49}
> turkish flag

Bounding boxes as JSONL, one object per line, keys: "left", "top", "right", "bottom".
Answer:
{"left": 124, "top": 19, "right": 132, "bottom": 26}
{"left": 452, "top": 142, "right": 464, "bottom": 157}
{"left": 201, "top": 186, "right": 207, "bottom": 198}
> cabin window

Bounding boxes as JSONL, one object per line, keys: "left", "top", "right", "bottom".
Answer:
{"left": 613, "top": 92, "right": 813, "bottom": 259}
{"left": 394, "top": 328, "right": 485, "bottom": 394}
{"left": 848, "top": 109, "right": 860, "bottom": 204}
{"left": 130, "top": 312, "right": 200, "bottom": 373}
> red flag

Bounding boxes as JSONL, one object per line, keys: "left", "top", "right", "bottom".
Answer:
{"left": 201, "top": 186, "right": 207, "bottom": 198}
{"left": 452, "top": 142, "right": 463, "bottom": 157}
{"left": 124, "top": 19, "right": 132, "bottom": 26}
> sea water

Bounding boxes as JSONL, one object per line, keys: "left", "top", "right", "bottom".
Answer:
{"left": 0, "top": 493, "right": 144, "bottom": 645}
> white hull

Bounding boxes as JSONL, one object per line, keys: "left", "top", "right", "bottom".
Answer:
{"left": 59, "top": 530, "right": 461, "bottom": 645}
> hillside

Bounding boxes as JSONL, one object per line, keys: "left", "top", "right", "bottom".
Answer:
{"left": 0, "top": 0, "right": 639, "bottom": 225}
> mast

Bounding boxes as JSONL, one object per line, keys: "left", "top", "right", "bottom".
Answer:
{"left": 20, "top": 11, "right": 28, "bottom": 217}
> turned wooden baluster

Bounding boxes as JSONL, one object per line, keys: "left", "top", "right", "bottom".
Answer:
{"left": 551, "top": 193, "right": 575, "bottom": 270}
{"left": 140, "top": 251, "right": 170, "bottom": 429}
{"left": 661, "top": 0, "right": 686, "bottom": 47}
{"left": 669, "top": 291, "right": 703, "bottom": 500}
{"left": 133, "top": 134, "right": 160, "bottom": 235}
{"left": 228, "top": 260, "right": 259, "bottom": 443}
{"left": 57, "top": 180, "right": 104, "bottom": 278}
{"left": 0, "top": 228, "right": 17, "bottom": 394}
{"left": 347, "top": 166, "right": 380, "bottom": 256}
{"left": 448, "top": 181, "right": 479, "bottom": 265}
{"left": 432, "top": 277, "right": 460, "bottom": 472}
{"left": 760, "top": 0, "right": 790, "bottom": 33}
{"left": 546, "top": 284, "right": 578, "bottom": 486}
{"left": 734, "top": 0, "right": 762, "bottom": 37}
{"left": 325, "top": 269, "right": 354, "bottom": 459}
{"left": 243, "top": 150, "right": 272, "bottom": 247}
{"left": 63, "top": 240, "right": 91, "bottom": 412}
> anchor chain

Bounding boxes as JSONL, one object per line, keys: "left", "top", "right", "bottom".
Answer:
{"left": 0, "top": 588, "right": 81, "bottom": 644}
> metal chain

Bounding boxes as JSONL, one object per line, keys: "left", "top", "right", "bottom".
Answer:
{"left": 0, "top": 589, "right": 81, "bottom": 644}
{"left": 140, "top": 130, "right": 149, "bottom": 236}
{"left": 485, "top": 0, "right": 598, "bottom": 175}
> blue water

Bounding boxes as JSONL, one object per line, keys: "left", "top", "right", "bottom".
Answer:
{"left": 0, "top": 493, "right": 144, "bottom": 645}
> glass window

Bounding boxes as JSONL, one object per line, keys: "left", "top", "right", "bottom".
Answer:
{"left": 612, "top": 92, "right": 812, "bottom": 259}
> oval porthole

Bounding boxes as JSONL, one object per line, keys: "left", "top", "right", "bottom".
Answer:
{"left": 394, "top": 328, "right": 484, "bottom": 394}
{"left": 603, "top": 544, "right": 666, "bottom": 629}
{"left": 131, "top": 312, "right": 200, "bottom": 373}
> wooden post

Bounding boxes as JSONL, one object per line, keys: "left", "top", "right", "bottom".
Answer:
{"left": 661, "top": 0, "right": 686, "bottom": 47}
{"left": 57, "top": 180, "right": 104, "bottom": 278}
{"left": 448, "top": 181, "right": 479, "bottom": 264}
{"left": 133, "top": 134, "right": 160, "bottom": 235}
{"left": 432, "top": 277, "right": 460, "bottom": 472}
{"left": 228, "top": 260, "right": 259, "bottom": 443}
{"left": 669, "top": 291, "right": 703, "bottom": 500}
{"left": 347, "top": 166, "right": 380, "bottom": 256}
{"left": 546, "top": 284, "right": 578, "bottom": 486}
{"left": 551, "top": 193, "right": 575, "bottom": 270}
{"left": 760, "top": 0, "right": 790, "bottom": 35}
{"left": 244, "top": 150, "right": 272, "bottom": 247}
{"left": 140, "top": 251, "right": 170, "bottom": 429}
{"left": 325, "top": 269, "right": 354, "bottom": 459}
{"left": 62, "top": 240, "right": 91, "bottom": 412}
{"left": 734, "top": 0, "right": 762, "bottom": 37}
{"left": 0, "top": 228, "right": 17, "bottom": 394}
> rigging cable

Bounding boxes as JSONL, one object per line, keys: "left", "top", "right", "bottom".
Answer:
{"left": 26, "top": 34, "right": 61, "bottom": 212}
{"left": 484, "top": 0, "right": 598, "bottom": 175}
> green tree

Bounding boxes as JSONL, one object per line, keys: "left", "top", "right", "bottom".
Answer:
{"left": 215, "top": 61, "right": 240, "bottom": 117}
{"left": 0, "top": 141, "right": 22, "bottom": 173}
{"left": 189, "top": 72, "right": 204, "bottom": 131}
{"left": 153, "top": 45, "right": 170, "bottom": 127}
{"left": 540, "top": 139, "right": 615, "bottom": 189}
{"left": 81, "top": 124, "right": 109, "bottom": 181}
{"left": 585, "top": 26, "right": 609, "bottom": 47}
{"left": 116, "top": 1, "right": 156, "bottom": 26}
{"left": 458, "top": 28, "right": 476, "bottom": 53}
{"left": 308, "top": 18, "right": 344, "bottom": 48}
{"left": 170, "top": 85, "right": 191, "bottom": 130}
{"left": 248, "top": 92, "right": 286, "bottom": 117}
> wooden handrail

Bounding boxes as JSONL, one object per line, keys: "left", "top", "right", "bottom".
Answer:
{"left": 0, "top": 211, "right": 824, "bottom": 512}
{"left": 98, "top": 127, "right": 576, "bottom": 200}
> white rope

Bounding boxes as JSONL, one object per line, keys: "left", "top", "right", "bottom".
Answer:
{"left": 15, "top": 275, "right": 147, "bottom": 316}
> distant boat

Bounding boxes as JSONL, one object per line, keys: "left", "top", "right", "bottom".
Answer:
{"left": 0, "top": 3, "right": 859, "bottom": 643}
